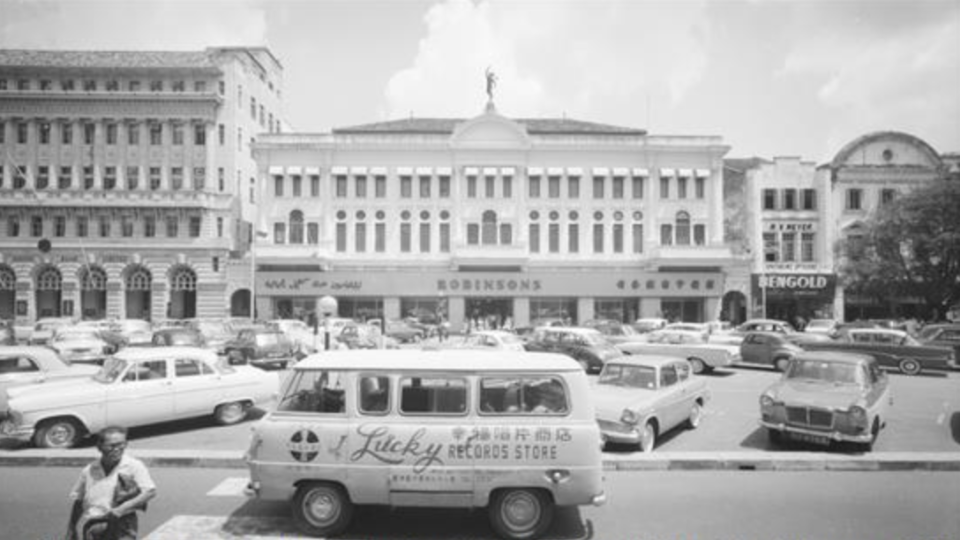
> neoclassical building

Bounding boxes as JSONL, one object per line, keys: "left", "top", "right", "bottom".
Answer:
{"left": 251, "top": 101, "right": 739, "bottom": 329}
{"left": 0, "top": 47, "right": 283, "bottom": 322}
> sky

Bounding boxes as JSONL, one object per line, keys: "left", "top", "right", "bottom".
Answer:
{"left": 1, "top": 0, "right": 958, "bottom": 163}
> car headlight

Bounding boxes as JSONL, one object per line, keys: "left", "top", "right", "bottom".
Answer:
{"left": 760, "top": 394, "right": 777, "bottom": 408}
{"left": 847, "top": 405, "right": 868, "bottom": 428}
{"left": 620, "top": 409, "right": 640, "bottom": 425}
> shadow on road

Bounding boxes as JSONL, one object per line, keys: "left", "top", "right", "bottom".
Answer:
{"left": 126, "top": 408, "right": 267, "bottom": 443}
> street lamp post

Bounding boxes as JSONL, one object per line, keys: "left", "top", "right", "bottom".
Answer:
{"left": 318, "top": 295, "right": 338, "bottom": 351}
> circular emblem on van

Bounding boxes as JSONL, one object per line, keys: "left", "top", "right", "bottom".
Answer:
{"left": 288, "top": 429, "right": 321, "bottom": 462}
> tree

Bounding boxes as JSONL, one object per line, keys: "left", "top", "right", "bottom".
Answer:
{"left": 837, "top": 178, "right": 960, "bottom": 320}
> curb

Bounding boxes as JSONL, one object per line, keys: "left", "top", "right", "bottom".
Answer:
{"left": 2, "top": 449, "right": 960, "bottom": 471}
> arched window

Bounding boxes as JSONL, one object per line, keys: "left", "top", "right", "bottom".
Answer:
{"left": 676, "top": 211, "right": 691, "bottom": 246}
{"left": 0, "top": 266, "right": 15, "bottom": 290}
{"left": 170, "top": 266, "right": 197, "bottom": 291}
{"left": 482, "top": 210, "right": 497, "bottom": 245}
{"left": 289, "top": 210, "right": 304, "bottom": 244}
{"left": 80, "top": 266, "right": 108, "bottom": 290}
{"left": 126, "top": 266, "right": 152, "bottom": 290}
{"left": 36, "top": 267, "right": 62, "bottom": 290}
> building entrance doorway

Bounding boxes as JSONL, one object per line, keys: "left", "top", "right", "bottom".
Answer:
{"left": 0, "top": 266, "right": 15, "bottom": 321}
{"left": 465, "top": 297, "right": 512, "bottom": 330}
{"left": 80, "top": 266, "right": 108, "bottom": 320}
{"left": 35, "top": 266, "right": 63, "bottom": 318}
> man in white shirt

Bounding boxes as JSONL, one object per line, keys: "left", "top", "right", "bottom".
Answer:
{"left": 67, "top": 426, "right": 157, "bottom": 540}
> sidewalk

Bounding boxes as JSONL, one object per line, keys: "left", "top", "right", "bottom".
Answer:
{"left": 2, "top": 447, "right": 959, "bottom": 471}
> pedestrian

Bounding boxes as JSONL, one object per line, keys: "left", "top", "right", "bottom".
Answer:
{"left": 66, "top": 426, "right": 157, "bottom": 540}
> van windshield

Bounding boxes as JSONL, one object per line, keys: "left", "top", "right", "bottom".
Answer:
{"left": 277, "top": 370, "right": 346, "bottom": 413}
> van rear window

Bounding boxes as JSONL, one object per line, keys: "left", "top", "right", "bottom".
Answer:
{"left": 400, "top": 377, "right": 467, "bottom": 415}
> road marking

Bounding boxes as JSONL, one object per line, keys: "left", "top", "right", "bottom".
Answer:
{"left": 146, "top": 515, "right": 303, "bottom": 539}
{"left": 206, "top": 477, "right": 250, "bottom": 497}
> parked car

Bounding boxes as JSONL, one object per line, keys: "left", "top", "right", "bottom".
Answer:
{"left": 735, "top": 319, "right": 797, "bottom": 335}
{"left": 185, "top": 319, "right": 237, "bottom": 354}
{"left": 592, "top": 355, "right": 709, "bottom": 452}
{"left": 338, "top": 323, "right": 400, "bottom": 350}
{"left": 632, "top": 318, "right": 668, "bottom": 334}
{"left": 800, "top": 328, "right": 957, "bottom": 375}
{"left": 759, "top": 351, "right": 892, "bottom": 451}
{"left": 384, "top": 320, "right": 425, "bottom": 344}
{"left": 109, "top": 319, "right": 154, "bottom": 347}
{"left": 0, "top": 321, "right": 15, "bottom": 346}
{"left": 804, "top": 319, "right": 840, "bottom": 336}
{"left": 618, "top": 329, "right": 739, "bottom": 374}
{"left": 739, "top": 332, "right": 805, "bottom": 371}
{"left": 452, "top": 330, "right": 526, "bottom": 351}
{"left": 916, "top": 323, "right": 960, "bottom": 359}
{"left": 0, "top": 346, "right": 280, "bottom": 449}
{"left": 530, "top": 317, "right": 567, "bottom": 328}
{"left": 151, "top": 327, "right": 206, "bottom": 347}
{"left": 47, "top": 327, "right": 115, "bottom": 365}
{"left": 28, "top": 317, "right": 75, "bottom": 345}
{"left": 523, "top": 327, "right": 622, "bottom": 374}
{"left": 268, "top": 319, "right": 318, "bottom": 354}
{"left": 223, "top": 328, "right": 302, "bottom": 370}
{"left": 591, "top": 322, "right": 648, "bottom": 345}
{"left": 75, "top": 320, "right": 129, "bottom": 352}
{"left": 0, "top": 346, "right": 101, "bottom": 412}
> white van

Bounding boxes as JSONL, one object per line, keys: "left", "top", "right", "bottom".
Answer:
{"left": 245, "top": 349, "right": 606, "bottom": 539}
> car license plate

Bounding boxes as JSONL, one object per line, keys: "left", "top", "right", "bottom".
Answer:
{"left": 788, "top": 432, "right": 830, "bottom": 445}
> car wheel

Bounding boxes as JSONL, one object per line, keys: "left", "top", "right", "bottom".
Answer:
{"left": 898, "top": 358, "right": 921, "bottom": 376}
{"left": 34, "top": 418, "right": 84, "bottom": 449}
{"left": 686, "top": 402, "right": 703, "bottom": 429}
{"left": 856, "top": 418, "right": 881, "bottom": 453}
{"left": 767, "top": 428, "right": 783, "bottom": 447}
{"left": 774, "top": 357, "right": 791, "bottom": 372}
{"left": 293, "top": 482, "right": 353, "bottom": 537}
{"left": 214, "top": 401, "right": 248, "bottom": 425}
{"left": 639, "top": 421, "right": 657, "bottom": 453}
{"left": 488, "top": 488, "right": 554, "bottom": 540}
{"left": 688, "top": 357, "right": 706, "bottom": 374}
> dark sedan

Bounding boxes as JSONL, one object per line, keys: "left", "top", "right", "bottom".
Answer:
{"left": 917, "top": 324, "right": 960, "bottom": 360}
{"left": 524, "top": 326, "right": 622, "bottom": 374}
{"left": 800, "top": 328, "right": 956, "bottom": 375}
{"left": 739, "top": 332, "right": 805, "bottom": 372}
{"left": 223, "top": 328, "right": 301, "bottom": 369}
{"left": 151, "top": 327, "right": 205, "bottom": 347}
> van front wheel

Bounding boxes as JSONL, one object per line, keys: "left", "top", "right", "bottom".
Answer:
{"left": 293, "top": 482, "right": 353, "bottom": 537}
{"left": 489, "top": 488, "right": 554, "bottom": 540}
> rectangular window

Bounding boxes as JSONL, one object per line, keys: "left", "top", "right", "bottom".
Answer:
{"left": 54, "top": 216, "right": 66, "bottom": 237}
{"left": 661, "top": 224, "right": 673, "bottom": 246}
{"left": 763, "top": 189, "right": 777, "bottom": 210}
{"left": 549, "top": 176, "right": 561, "bottom": 198}
{"left": 36, "top": 166, "right": 49, "bottom": 189}
{"left": 311, "top": 175, "right": 320, "bottom": 197}
{"left": 500, "top": 223, "right": 512, "bottom": 245}
{"left": 13, "top": 169, "right": 26, "bottom": 189}
{"left": 149, "top": 123, "right": 162, "bottom": 145}
{"left": 846, "top": 188, "right": 863, "bottom": 210}
{"left": 400, "top": 376, "right": 467, "bottom": 415}
{"left": 59, "top": 166, "right": 72, "bottom": 189}
{"left": 613, "top": 224, "right": 624, "bottom": 253}
{"left": 400, "top": 176, "right": 412, "bottom": 198}
{"left": 0, "top": 122, "right": 4, "bottom": 144}
{"left": 192, "top": 168, "right": 205, "bottom": 191}
{"left": 216, "top": 217, "right": 223, "bottom": 237}
{"left": 126, "top": 167, "right": 139, "bottom": 190}
{"left": 593, "top": 224, "right": 604, "bottom": 253}
{"left": 612, "top": 177, "right": 624, "bottom": 199}
{"left": 484, "top": 176, "right": 494, "bottom": 198}
{"left": 529, "top": 176, "right": 541, "bottom": 198}
{"left": 61, "top": 79, "right": 74, "bottom": 91}
{"left": 355, "top": 176, "right": 366, "bottom": 198}
{"left": 529, "top": 223, "right": 540, "bottom": 253}
{"left": 103, "top": 167, "right": 116, "bottom": 190}
{"left": 274, "top": 175, "right": 284, "bottom": 197}
{"left": 99, "top": 216, "right": 110, "bottom": 238}
{"left": 782, "top": 232, "right": 797, "bottom": 262}
{"left": 217, "top": 124, "right": 224, "bottom": 145}
{"left": 548, "top": 223, "right": 560, "bottom": 253}
{"left": 802, "top": 189, "right": 817, "bottom": 210}
{"left": 30, "top": 216, "right": 43, "bottom": 237}
{"left": 121, "top": 216, "right": 134, "bottom": 238}
{"left": 39, "top": 122, "right": 51, "bottom": 144}
{"left": 677, "top": 177, "right": 687, "bottom": 199}
{"left": 83, "top": 166, "right": 94, "bottom": 190}
{"left": 694, "top": 224, "right": 705, "bottom": 246}
{"left": 61, "top": 122, "right": 72, "bottom": 144}
{"left": 194, "top": 80, "right": 207, "bottom": 93}
{"left": 467, "top": 224, "right": 479, "bottom": 245}
{"left": 801, "top": 233, "right": 815, "bottom": 262}
{"left": 218, "top": 168, "right": 225, "bottom": 192}
{"left": 16, "top": 122, "right": 28, "bottom": 144}
{"left": 172, "top": 124, "right": 183, "bottom": 145}
{"left": 105, "top": 80, "right": 118, "bottom": 91}
{"left": 420, "top": 223, "right": 430, "bottom": 253}
{"left": 275, "top": 223, "right": 287, "bottom": 245}
{"left": 467, "top": 176, "right": 477, "bottom": 198}
{"left": 291, "top": 175, "right": 301, "bottom": 197}
{"left": 783, "top": 189, "right": 797, "bottom": 210}
{"left": 218, "top": 80, "right": 224, "bottom": 95}
{"left": 660, "top": 177, "right": 670, "bottom": 199}
{"left": 356, "top": 223, "right": 366, "bottom": 252}
{"left": 105, "top": 123, "right": 116, "bottom": 145}
{"left": 171, "top": 167, "right": 183, "bottom": 190}
{"left": 400, "top": 223, "right": 411, "bottom": 252}
{"left": 144, "top": 216, "right": 155, "bottom": 238}
{"left": 695, "top": 177, "right": 705, "bottom": 199}
{"left": 149, "top": 167, "right": 161, "bottom": 190}
{"left": 129, "top": 80, "right": 141, "bottom": 92}
{"left": 335, "top": 176, "right": 347, "bottom": 198}
{"left": 421, "top": 176, "right": 432, "bottom": 198}
{"left": 632, "top": 223, "right": 643, "bottom": 253}
{"left": 127, "top": 123, "right": 139, "bottom": 145}
{"left": 880, "top": 188, "right": 896, "bottom": 206}
{"left": 496, "top": 175, "right": 510, "bottom": 198}
{"left": 76, "top": 216, "right": 87, "bottom": 238}
{"left": 7, "top": 217, "right": 20, "bottom": 237}
{"left": 83, "top": 79, "right": 96, "bottom": 91}
{"left": 763, "top": 232, "right": 779, "bottom": 262}
{"left": 375, "top": 223, "right": 386, "bottom": 252}
{"left": 193, "top": 124, "right": 206, "bottom": 146}
{"left": 172, "top": 80, "right": 184, "bottom": 92}
{"left": 83, "top": 123, "right": 95, "bottom": 145}
{"left": 568, "top": 176, "right": 580, "bottom": 198}
{"left": 375, "top": 175, "right": 386, "bottom": 198}
{"left": 165, "top": 216, "right": 178, "bottom": 238}
{"left": 439, "top": 176, "right": 451, "bottom": 198}
{"left": 40, "top": 79, "right": 52, "bottom": 90}
{"left": 307, "top": 223, "right": 319, "bottom": 245}
{"left": 593, "top": 176, "right": 604, "bottom": 199}
{"left": 568, "top": 224, "right": 579, "bottom": 253}
{"left": 440, "top": 223, "right": 450, "bottom": 252}
{"left": 250, "top": 97, "right": 256, "bottom": 119}
{"left": 331, "top": 223, "right": 343, "bottom": 251}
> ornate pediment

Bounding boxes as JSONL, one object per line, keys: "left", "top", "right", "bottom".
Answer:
{"left": 450, "top": 111, "right": 531, "bottom": 150}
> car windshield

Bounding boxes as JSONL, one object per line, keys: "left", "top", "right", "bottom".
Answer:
{"left": 53, "top": 330, "right": 98, "bottom": 342}
{"left": 577, "top": 332, "right": 607, "bottom": 346}
{"left": 93, "top": 357, "right": 128, "bottom": 383}
{"left": 785, "top": 360, "right": 863, "bottom": 385}
{"left": 255, "top": 333, "right": 281, "bottom": 346}
{"left": 598, "top": 364, "right": 657, "bottom": 389}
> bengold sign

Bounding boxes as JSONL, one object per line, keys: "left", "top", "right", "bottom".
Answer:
{"left": 753, "top": 273, "right": 836, "bottom": 297}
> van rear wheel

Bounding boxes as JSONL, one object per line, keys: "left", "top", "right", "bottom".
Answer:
{"left": 489, "top": 488, "right": 554, "bottom": 540}
{"left": 293, "top": 482, "right": 353, "bottom": 537}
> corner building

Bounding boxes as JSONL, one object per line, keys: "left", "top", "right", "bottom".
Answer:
{"left": 0, "top": 48, "right": 283, "bottom": 323}
{"left": 252, "top": 104, "right": 737, "bottom": 329}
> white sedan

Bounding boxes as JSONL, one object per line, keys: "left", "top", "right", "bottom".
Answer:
{"left": 0, "top": 347, "right": 280, "bottom": 449}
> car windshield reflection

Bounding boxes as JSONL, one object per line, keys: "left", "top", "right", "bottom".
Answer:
{"left": 94, "top": 357, "right": 128, "bottom": 383}
{"left": 598, "top": 364, "right": 657, "bottom": 389}
{"left": 785, "top": 360, "right": 862, "bottom": 385}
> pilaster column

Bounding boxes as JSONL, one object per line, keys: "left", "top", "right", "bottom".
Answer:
{"left": 204, "top": 120, "right": 215, "bottom": 193}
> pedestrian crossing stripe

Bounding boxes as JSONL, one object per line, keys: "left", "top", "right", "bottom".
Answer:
{"left": 145, "top": 515, "right": 306, "bottom": 539}
{"left": 206, "top": 477, "right": 250, "bottom": 497}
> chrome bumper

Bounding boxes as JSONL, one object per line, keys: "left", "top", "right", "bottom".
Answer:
{"left": 759, "top": 420, "right": 872, "bottom": 443}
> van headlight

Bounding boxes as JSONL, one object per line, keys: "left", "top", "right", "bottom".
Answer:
{"left": 620, "top": 409, "right": 639, "bottom": 425}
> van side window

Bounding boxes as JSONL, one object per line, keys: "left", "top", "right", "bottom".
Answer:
{"left": 277, "top": 370, "right": 346, "bottom": 414}
{"left": 400, "top": 377, "right": 467, "bottom": 415}
{"left": 480, "top": 376, "right": 569, "bottom": 415}
{"left": 359, "top": 375, "right": 390, "bottom": 414}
